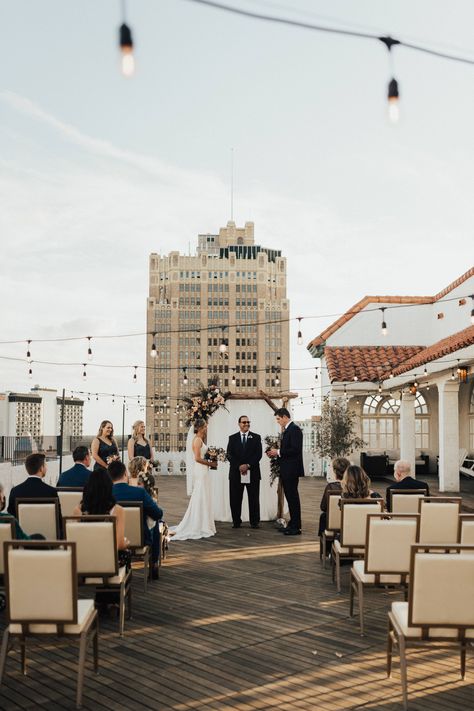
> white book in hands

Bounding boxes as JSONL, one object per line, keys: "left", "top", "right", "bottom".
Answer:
{"left": 241, "top": 467, "right": 250, "bottom": 484}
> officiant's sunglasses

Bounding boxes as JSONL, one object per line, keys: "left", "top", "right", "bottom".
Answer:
{"left": 240, "top": 421, "right": 250, "bottom": 425}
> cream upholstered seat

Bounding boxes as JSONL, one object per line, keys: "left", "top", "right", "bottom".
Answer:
{"left": 16, "top": 498, "right": 60, "bottom": 539}
{"left": 331, "top": 499, "right": 384, "bottom": 593}
{"left": 387, "top": 544, "right": 474, "bottom": 710}
{"left": 116, "top": 501, "right": 151, "bottom": 592}
{"left": 459, "top": 514, "right": 474, "bottom": 545}
{"left": 0, "top": 541, "right": 98, "bottom": 709}
{"left": 390, "top": 491, "right": 426, "bottom": 514}
{"left": 320, "top": 492, "right": 341, "bottom": 568}
{"left": 64, "top": 516, "right": 132, "bottom": 637}
{"left": 350, "top": 514, "right": 419, "bottom": 635}
{"left": 418, "top": 497, "right": 461, "bottom": 545}
{"left": 57, "top": 488, "right": 84, "bottom": 518}
{"left": 0, "top": 517, "right": 15, "bottom": 612}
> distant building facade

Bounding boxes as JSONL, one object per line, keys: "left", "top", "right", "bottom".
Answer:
{"left": 146, "top": 221, "right": 289, "bottom": 449}
{"left": 0, "top": 387, "right": 83, "bottom": 437}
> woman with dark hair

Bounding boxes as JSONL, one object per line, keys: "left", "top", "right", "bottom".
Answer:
{"left": 73, "top": 468, "right": 129, "bottom": 554}
{"left": 91, "top": 420, "right": 120, "bottom": 471}
{"left": 318, "top": 457, "right": 350, "bottom": 537}
{"left": 341, "top": 465, "right": 382, "bottom": 500}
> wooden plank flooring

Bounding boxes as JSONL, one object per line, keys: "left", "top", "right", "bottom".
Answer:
{"left": 1, "top": 474, "right": 474, "bottom": 710}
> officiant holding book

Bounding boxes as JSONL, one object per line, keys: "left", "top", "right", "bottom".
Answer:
{"left": 226, "top": 415, "right": 263, "bottom": 529}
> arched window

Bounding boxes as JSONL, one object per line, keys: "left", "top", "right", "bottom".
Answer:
{"left": 361, "top": 392, "right": 430, "bottom": 452}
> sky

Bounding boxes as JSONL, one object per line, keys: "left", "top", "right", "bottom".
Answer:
{"left": 0, "top": 0, "right": 473, "bottom": 434}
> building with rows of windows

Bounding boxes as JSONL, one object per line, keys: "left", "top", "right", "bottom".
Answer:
{"left": 308, "top": 267, "right": 474, "bottom": 491}
{"left": 0, "top": 387, "right": 84, "bottom": 439}
{"left": 146, "top": 221, "right": 289, "bottom": 448}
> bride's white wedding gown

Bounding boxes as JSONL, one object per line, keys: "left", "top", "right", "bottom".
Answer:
{"left": 170, "top": 439, "right": 216, "bottom": 541}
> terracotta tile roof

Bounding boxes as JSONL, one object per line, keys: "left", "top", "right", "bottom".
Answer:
{"left": 307, "top": 267, "right": 474, "bottom": 353}
{"left": 388, "top": 325, "right": 474, "bottom": 378}
{"left": 325, "top": 346, "right": 425, "bottom": 383}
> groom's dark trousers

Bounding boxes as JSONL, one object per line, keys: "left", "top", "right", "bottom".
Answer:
{"left": 226, "top": 431, "right": 263, "bottom": 527}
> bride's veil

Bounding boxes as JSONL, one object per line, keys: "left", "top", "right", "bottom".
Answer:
{"left": 185, "top": 425, "right": 195, "bottom": 495}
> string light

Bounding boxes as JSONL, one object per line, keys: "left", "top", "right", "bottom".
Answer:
{"left": 87, "top": 337, "right": 93, "bottom": 361}
{"left": 133, "top": 365, "right": 138, "bottom": 383}
{"left": 378, "top": 383, "right": 382, "bottom": 393}
{"left": 275, "top": 370, "right": 280, "bottom": 386}
{"left": 353, "top": 375, "right": 358, "bottom": 382}
{"left": 413, "top": 379, "right": 419, "bottom": 388}
{"left": 82, "top": 364, "right": 87, "bottom": 381}
{"left": 297, "top": 317, "right": 303, "bottom": 345}
{"left": 314, "top": 368, "right": 319, "bottom": 381}
{"left": 26, "top": 340, "right": 31, "bottom": 361}
{"left": 380, "top": 307, "right": 388, "bottom": 336}
{"left": 28, "top": 366, "right": 32, "bottom": 379}
{"left": 219, "top": 326, "right": 228, "bottom": 354}
{"left": 183, "top": 368, "right": 188, "bottom": 385}
{"left": 119, "top": 1, "right": 135, "bottom": 77}
{"left": 423, "top": 366, "right": 428, "bottom": 376}
{"left": 231, "top": 369, "right": 236, "bottom": 386}
{"left": 150, "top": 334, "right": 157, "bottom": 358}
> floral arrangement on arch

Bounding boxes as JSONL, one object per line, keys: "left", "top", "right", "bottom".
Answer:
{"left": 183, "top": 381, "right": 231, "bottom": 427}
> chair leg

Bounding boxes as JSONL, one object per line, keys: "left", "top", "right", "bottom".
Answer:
{"left": 331, "top": 544, "right": 335, "bottom": 581}
{"left": 460, "top": 642, "right": 466, "bottom": 680}
{"left": 119, "top": 584, "right": 126, "bottom": 637}
{"left": 76, "top": 632, "right": 88, "bottom": 709}
{"left": 127, "top": 582, "right": 132, "bottom": 620}
{"left": 93, "top": 617, "right": 99, "bottom": 675}
{"left": 319, "top": 535, "right": 323, "bottom": 562}
{"left": 335, "top": 553, "right": 341, "bottom": 593}
{"left": 0, "top": 630, "right": 10, "bottom": 684}
{"left": 358, "top": 581, "right": 365, "bottom": 637}
{"left": 399, "top": 635, "right": 408, "bottom": 711}
{"left": 387, "top": 621, "right": 394, "bottom": 678}
{"left": 349, "top": 573, "right": 355, "bottom": 617}
{"left": 20, "top": 637, "right": 27, "bottom": 675}
{"left": 143, "top": 551, "right": 148, "bottom": 593}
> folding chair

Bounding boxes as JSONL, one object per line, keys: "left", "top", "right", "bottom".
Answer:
{"left": 320, "top": 492, "right": 341, "bottom": 568}
{"left": 0, "top": 518, "right": 15, "bottom": 612}
{"left": 459, "top": 514, "right": 474, "bottom": 545}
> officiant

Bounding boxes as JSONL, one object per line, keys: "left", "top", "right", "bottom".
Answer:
{"left": 226, "top": 415, "right": 263, "bottom": 529}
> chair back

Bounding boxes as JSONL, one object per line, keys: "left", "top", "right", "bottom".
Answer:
{"left": 459, "top": 515, "right": 474, "bottom": 545}
{"left": 365, "top": 514, "right": 419, "bottom": 574}
{"left": 327, "top": 493, "right": 342, "bottom": 531}
{"left": 340, "top": 499, "right": 384, "bottom": 547}
{"left": 0, "top": 517, "right": 15, "bottom": 576}
{"left": 4, "top": 541, "right": 77, "bottom": 626}
{"left": 16, "top": 498, "right": 60, "bottom": 539}
{"left": 64, "top": 516, "right": 118, "bottom": 577}
{"left": 418, "top": 497, "right": 462, "bottom": 544}
{"left": 408, "top": 544, "right": 474, "bottom": 630}
{"left": 57, "top": 488, "right": 83, "bottom": 518}
{"left": 117, "top": 501, "right": 144, "bottom": 548}
{"left": 390, "top": 490, "right": 426, "bottom": 514}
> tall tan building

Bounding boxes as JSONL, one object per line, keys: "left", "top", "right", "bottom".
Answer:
{"left": 146, "top": 221, "right": 289, "bottom": 449}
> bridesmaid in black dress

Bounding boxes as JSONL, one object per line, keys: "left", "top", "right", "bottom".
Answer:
{"left": 91, "top": 420, "right": 120, "bottom": 471}
{"left": 127, "top": 420, "right": 154, "bottom": 467}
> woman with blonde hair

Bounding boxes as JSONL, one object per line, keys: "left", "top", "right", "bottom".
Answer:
{"left": 127, "top": 420, "right": 154, "bottom": 464}
{"left": 91, "top": 420, "right": 120, "bottom": 471}
{"left": 341, "top": 465, "right": 382, "bottom": 500}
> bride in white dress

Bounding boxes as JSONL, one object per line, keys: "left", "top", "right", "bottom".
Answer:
{"left": 171, "top": 420, "right": 217, "bottom": 541}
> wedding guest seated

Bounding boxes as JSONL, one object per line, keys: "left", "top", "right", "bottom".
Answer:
{"left": 7, "top": 452, "right": 59, "bottom": 516}
{"left": 341, "top": 465, "right": 382, "bottom": 501}
{"left": 0, "top": 482, "right": 45, "bottom": 540}
{"left": 57, "top": 445, "right": 91, "bottom": 487}
{"left": 385, "top": 459, "right": 430, "bottom": 511}
{"left": 108, "top": 460, "right": 164, "bottom": 579}
{"left": 72, "top": 468, "right": 130, "bottom": 567}
{"left": 318, "top": 457, "right": 350, "bottom": 537}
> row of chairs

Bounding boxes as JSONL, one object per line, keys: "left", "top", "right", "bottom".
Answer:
{"left": 318, "top": 493, "right": 474, "bottom": 708}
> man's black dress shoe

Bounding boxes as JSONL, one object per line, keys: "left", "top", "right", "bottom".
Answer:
{"left": 149, "top": 565, "right": 159, "bottom": 580}
{"left": 232, "top": 523, "right": 241, "bottom": 528}
{"left": 250, "top": 524, "right": 260, "bottom": 529}
{"left": 283, "top": 529, "right": 302, "bottom": 536}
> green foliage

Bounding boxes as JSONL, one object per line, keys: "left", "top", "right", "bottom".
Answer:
{"left": 315, "top": 397, "right": 365, "bottom": 459}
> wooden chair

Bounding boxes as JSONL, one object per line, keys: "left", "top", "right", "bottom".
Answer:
{"left": 350, "top": 514, "right": 419, "bottom": 636}
{"left": 15, "top": 498, "right": 60, "bottom": 539}
{"left": 459, "top": 514, "right": 474, "bottom": 545}
{"left": 418, "top": 497, "right": 462, "bottom": 545}
{"left": 64, "top": 516, "right": 132, "bottom": 637}
{"left": 0, "top": 541, "right": 98, "bottom": 709}
{"left": 331, "top": 499, "right": 384, "bottom": 592}
{"left": 390, "top": 490, "right": 426, "bottom": 514}
{"left": 320, "top": 492, "right": 341, "bottom": 568}
{"left": 387, "top": 544, "right": 474, "bottom": 710}
{"left": 117, "top": 501, "right": 151, "bottom": 592}
{"left": 57, "top": 488, "right": 83, "bottom": 518}
{"left": 0, "top": 518, "right": 15, "bottom": 612}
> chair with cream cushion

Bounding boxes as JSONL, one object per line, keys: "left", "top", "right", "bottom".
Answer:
{"left": 387, "top": 544, "right": 474, "bottom": 710}
{"left": 16, "top": 498, "right": 60, "bottom": 540}
{"left": 418, "top": 497, "right": 461, "bottom": 545}
{"left": 0, "top": 541, "right": 98, "bottom": 709}
{"left": 117, "top": 501, "right": 151, "bottom": 592}
{"left": 331, "top": 499, "right": 384, "bottom": 592}
{"left": 390, "top": 490, "right": 426, "bottom": 514}
{"left": 57, "top": 488, "right": 84, "bottom": 518}
{"left": 350, "top": 514, "right": 419, "bottom": 636}
{"left": 459, "top": 514, "right": 474, "bottom": 545}
{"left": 0, "top": 518, "right": 15, "bottom": 612}
{"left": 64, "top": 516, "right": 132, "bottom": 637}
{"left": 320, "top": 492, "right": 341, "bottom": 569}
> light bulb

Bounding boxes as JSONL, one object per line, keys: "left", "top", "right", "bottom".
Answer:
{"left": 219, "top": 341, "right": 227, "bottom": 353}
{"left": 297, "top": 331, "right": 303, "bottom": 345}
{"left": 87, "top": 337, "right": 93, "bottom": 361}
{"left": 28, "top": 367, "right": 32, "bottom": 378}
{"left": 387, "top": 78, "right": 400, "bottom": 124}
{"left": 119, "top": 23, "right": 135, "bottom": 77}
{"left": 151, "top": 341, "right": 157, "bottom": 358}
{"left": 381, "top": 322, "right": 388, "bottom": 336}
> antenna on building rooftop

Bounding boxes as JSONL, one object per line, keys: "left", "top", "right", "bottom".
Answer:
{"left": 230, "top": 147, "right": 234, "bottom": 221}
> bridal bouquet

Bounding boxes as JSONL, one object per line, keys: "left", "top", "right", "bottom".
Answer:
{"left": 205, "top": 446, "right": 228, "bottom": 465}
{"left": 183, "top": 381, "right": 231, "bottom": 427}
{"left": 265, "top": 435, "right": 281, "bottom": 486}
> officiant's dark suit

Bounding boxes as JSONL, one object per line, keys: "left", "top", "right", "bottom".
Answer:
{"left": 226, "top": 416, "right": 263, "bottom": 528}
{"left": 276, "top": 410, "right": 304, "bottom": 534}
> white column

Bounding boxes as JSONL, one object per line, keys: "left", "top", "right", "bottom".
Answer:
{"left": 399, "top": 391, "right": 416, "bottom": 477}
{"left": 438, "top": 379, "right": 460, "bottom": 492}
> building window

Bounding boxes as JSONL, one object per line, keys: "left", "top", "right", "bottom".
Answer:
{"left": 361, "top": 393, "right": 429, "bottom": 452}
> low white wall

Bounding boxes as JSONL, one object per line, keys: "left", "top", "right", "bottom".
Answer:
{"left": 0, "top": 455, "right": 74, "bottom": 500}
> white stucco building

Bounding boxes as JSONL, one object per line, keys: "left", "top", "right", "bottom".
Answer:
{"left": 307, "top": 267, "right": 474, "bottom": 492}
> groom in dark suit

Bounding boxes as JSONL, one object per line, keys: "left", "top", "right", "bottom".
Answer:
{"left": 226, "top": 415, "right": 263, "bottom": 529}
{"left": 267, "top": 407, "right": 304, "bottom": 536}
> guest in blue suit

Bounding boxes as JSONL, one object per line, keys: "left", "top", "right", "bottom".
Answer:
{"left": 108, "top": 460, "right": 164, "bottom": 579}
{"left": 57, "top": 446, "right": 92, "bottom": 487}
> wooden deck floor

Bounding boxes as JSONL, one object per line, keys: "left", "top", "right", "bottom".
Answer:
{"left": 1, "top": 474, "right": 474, "bottom": 710}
